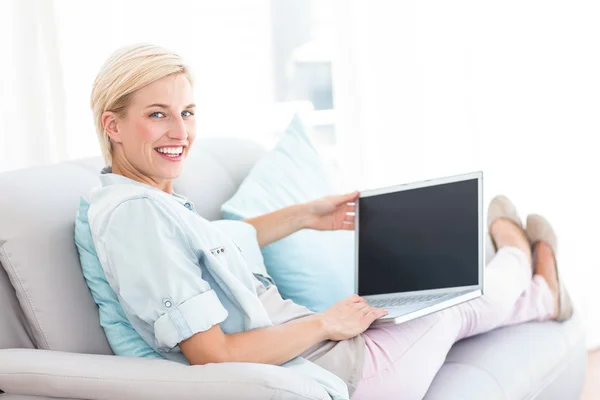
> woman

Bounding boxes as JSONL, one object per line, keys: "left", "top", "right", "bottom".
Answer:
{"left": 86, "top": 44, "right": 573, "bottom": 400}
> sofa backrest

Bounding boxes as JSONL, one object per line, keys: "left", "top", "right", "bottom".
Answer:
{"left": 0, "top": 137, "right": 265, "bottom": 353}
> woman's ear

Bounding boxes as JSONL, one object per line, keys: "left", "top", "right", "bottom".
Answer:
{"left": 102, "top": 111, "right": 123, "bottom": 144}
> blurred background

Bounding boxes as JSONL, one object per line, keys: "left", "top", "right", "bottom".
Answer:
{"left": 1, "top": 0, "right": 599, "bottom": 350}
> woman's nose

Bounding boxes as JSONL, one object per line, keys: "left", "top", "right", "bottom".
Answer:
{"left": 168, "top": 116, "right": 188, "bottom": 140}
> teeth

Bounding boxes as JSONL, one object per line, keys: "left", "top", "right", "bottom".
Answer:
{"left": 156, "top": 146, "right": 183, "bottom": 155}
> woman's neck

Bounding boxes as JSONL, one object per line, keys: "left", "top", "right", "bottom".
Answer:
{"left": 111, "top": 159, "right": 174, "bottom": 195}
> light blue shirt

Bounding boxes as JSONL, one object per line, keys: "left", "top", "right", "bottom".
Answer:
{"left": 88, "top": 172, "right": 350, "bottom": 400}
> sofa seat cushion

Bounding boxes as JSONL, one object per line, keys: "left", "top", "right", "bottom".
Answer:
{"left": 0, "top": 349, "right": 331, "bottom": 400}
{"left": 424, "top": 313, "right": 586, "bottom": 399}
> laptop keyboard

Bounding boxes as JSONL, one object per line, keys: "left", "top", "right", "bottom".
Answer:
{"left": 368, "top": 292, "right": 459, "bottom": 308}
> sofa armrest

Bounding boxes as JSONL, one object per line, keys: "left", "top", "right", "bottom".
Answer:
{"left": 0, "top": 349, "right": 330, "bottom": 400}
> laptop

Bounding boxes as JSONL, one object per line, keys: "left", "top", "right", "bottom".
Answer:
{"left": 355, "top": 171, "right": 484, "bottom": 326}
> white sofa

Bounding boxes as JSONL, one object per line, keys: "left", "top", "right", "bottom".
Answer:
{"left": 0, "top": 137, "right": 587, "bottom": 399}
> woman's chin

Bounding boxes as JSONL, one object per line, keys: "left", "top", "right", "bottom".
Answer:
{"left": 156, "top": 165, "right": 184, "bottom": 180}
{"left": 151, "top": 157, "right": 185, "bottom": 178}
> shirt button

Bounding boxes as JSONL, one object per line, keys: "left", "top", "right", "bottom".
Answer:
{"left": 184, "top": 202, "right": 192, "bottom": 209}
{"left": 163, "top": 299, "right": 172, "bottom": 308}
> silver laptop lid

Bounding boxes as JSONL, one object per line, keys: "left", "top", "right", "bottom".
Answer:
{"left": 355, "top": 171, "right": 483, "bottom": 299}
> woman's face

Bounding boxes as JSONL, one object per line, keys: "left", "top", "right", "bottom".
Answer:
{"left": 108, "top": 73, "right": 196, "bottom": 184}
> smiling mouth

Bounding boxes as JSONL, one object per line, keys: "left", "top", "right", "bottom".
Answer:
{"left": 154, "top": 146, "right": 185, "bottom": 158}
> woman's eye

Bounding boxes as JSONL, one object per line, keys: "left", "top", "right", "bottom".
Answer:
{"left": 182, "top": 110, "right": 194, "bottom": 117}
{"left": 150, "top": 111, "right": 165, "bottom": 118}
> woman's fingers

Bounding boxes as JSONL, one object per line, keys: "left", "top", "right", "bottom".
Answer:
{"left": 364, "top": 306, "right": 378, "bottom": 316}
{"left": 365, "top": 308, "right": 388, "bottom": 322}
{"left": 334, "top": 191, "right": 359, "bottom": 206}
{"left": 342, "top": 211, "right": 356, "bottom": 230}
{"left": 353, "top": 302, "right": 370, "bottom": 312}
{"left": 347, "top": 294, "right": 366, "bottom": 303}
{"left": 354, "top": 303, "right": 379, "bottom": 315}
{"left": 342, "top": 222, "right": 355, "bottom": 231}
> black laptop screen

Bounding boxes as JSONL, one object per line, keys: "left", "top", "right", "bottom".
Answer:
{"left": 358, "top": 178, "right": 479, "bottom": 296}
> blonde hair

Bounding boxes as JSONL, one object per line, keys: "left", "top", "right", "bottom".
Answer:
{"left": 90, "top": 44, "right": 193, "bottom": 166}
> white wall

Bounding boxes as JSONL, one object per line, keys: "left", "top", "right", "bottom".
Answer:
{"left": 52, "top": 0, "right": 275, "bottom": 160}
{"left": 0, "top": 0, "right": 276, "bottom": 172}
{"left": 333, "top": 0, "right": 600, "bottom": 347}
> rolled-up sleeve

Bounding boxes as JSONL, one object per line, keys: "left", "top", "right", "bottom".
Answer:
{"left": 94, "top": 197, "right": 228, "bottom": 351}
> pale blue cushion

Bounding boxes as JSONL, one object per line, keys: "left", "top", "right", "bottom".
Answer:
{"left": 74, "top": 197, "right": 164, "bottom": 359}
{"left": 221, "top": 114, "right": 354, "bottom": 312}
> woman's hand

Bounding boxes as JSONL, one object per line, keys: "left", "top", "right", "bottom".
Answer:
{"left": 320, "top": 295, "right": 388, "bottom": 341}
{"left": 243, "top": 191, "right": 359, "bottom": 248}
{"left": 304, "top": 191, "right": 360, "bottom": 231}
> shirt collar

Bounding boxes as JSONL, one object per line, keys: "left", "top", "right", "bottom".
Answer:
{"left": 99, "top": 167, "right": 194, "bottom": 208}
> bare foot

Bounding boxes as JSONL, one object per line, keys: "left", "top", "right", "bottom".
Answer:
{"left": 490, "top": 218, "right": 532, "bottom": 265}
{"left": 533, "top": 241, "right": 560, "bottom": 320}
